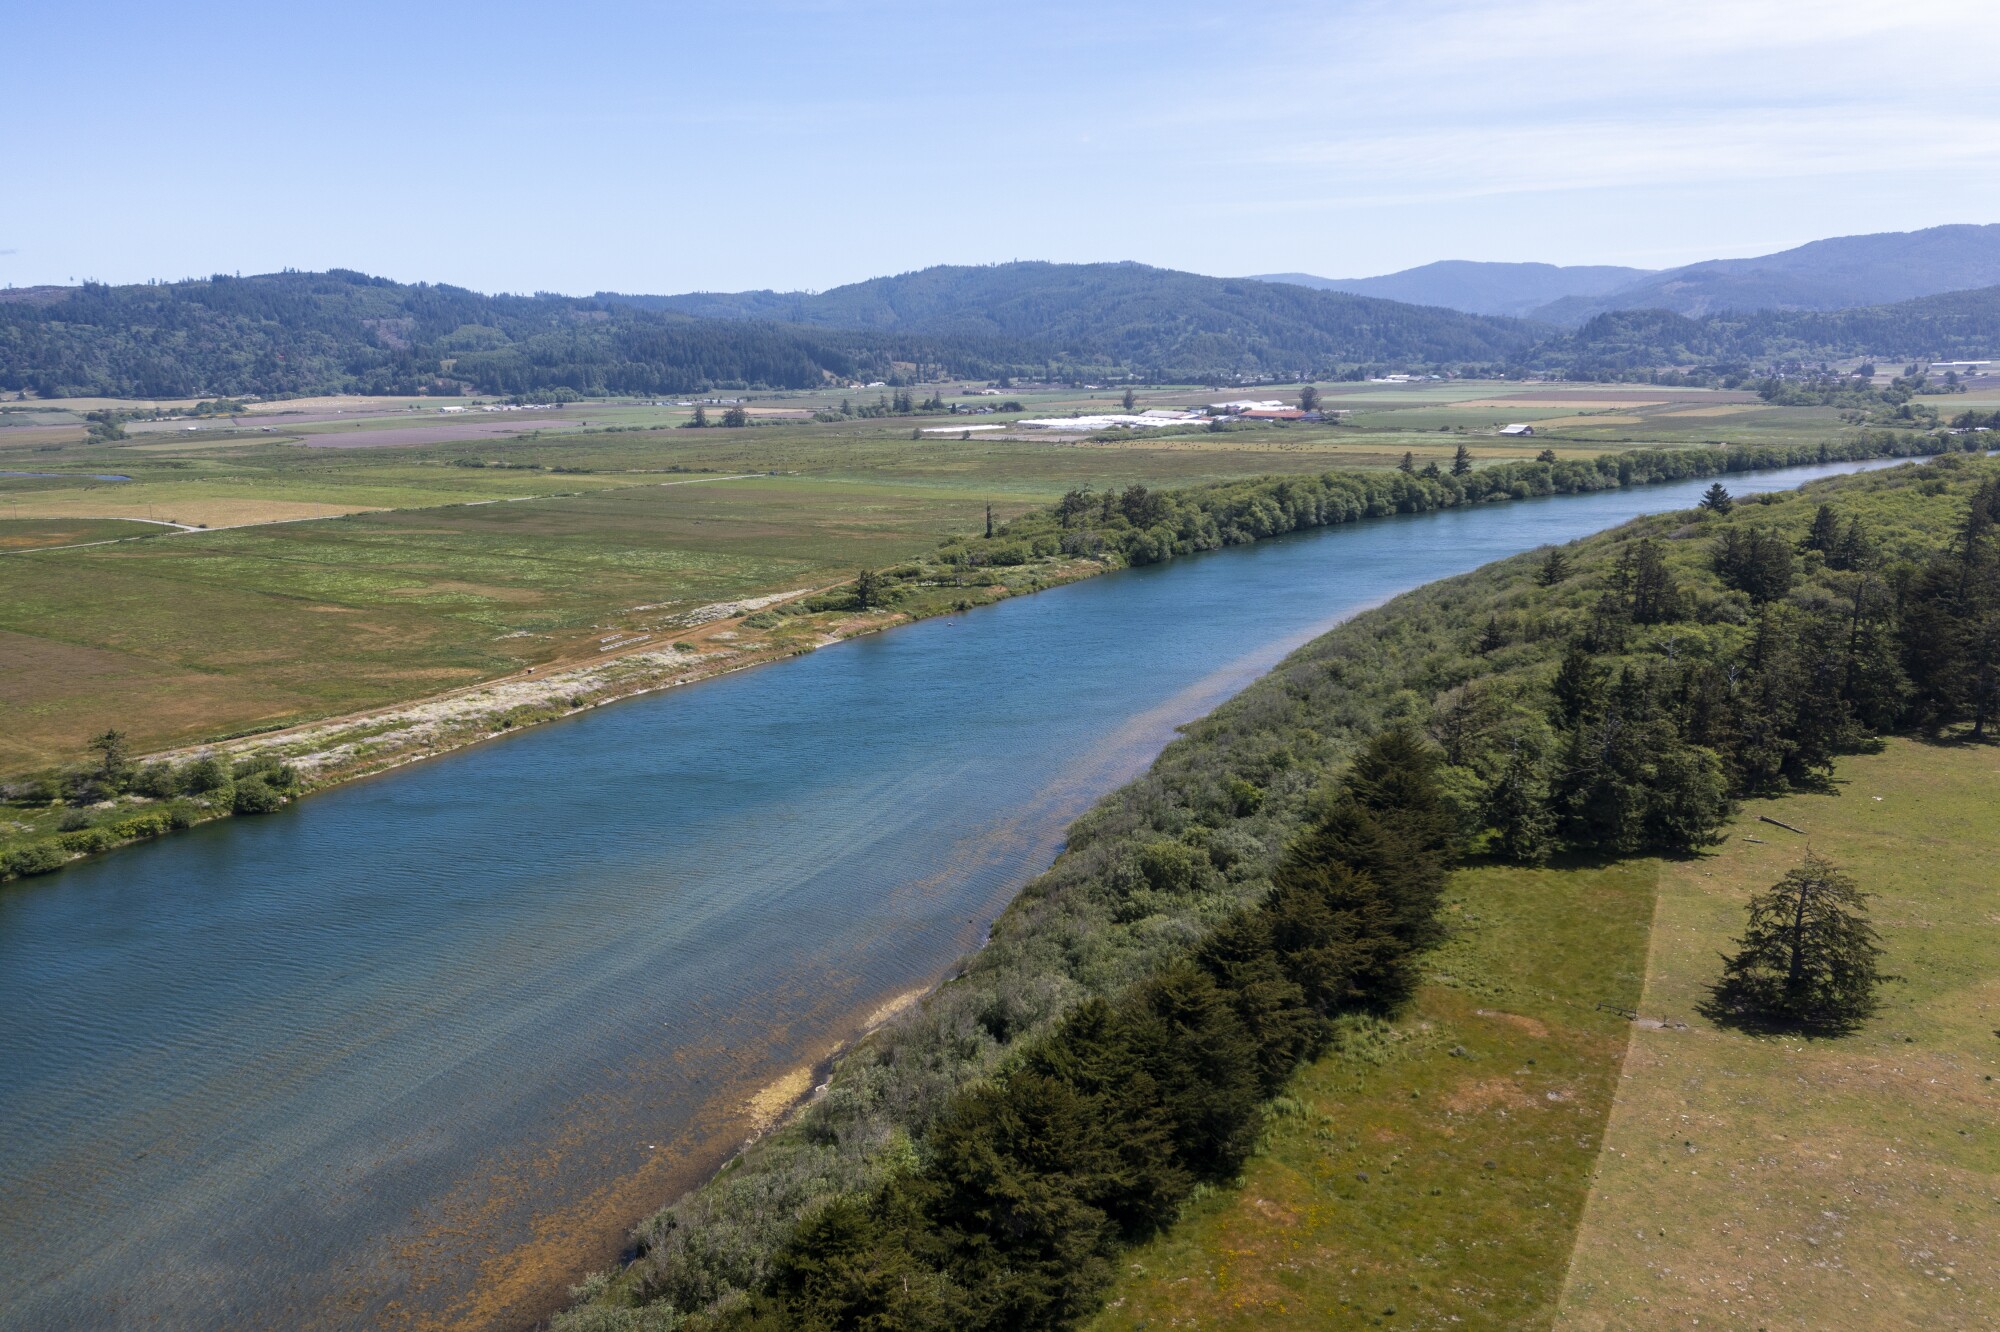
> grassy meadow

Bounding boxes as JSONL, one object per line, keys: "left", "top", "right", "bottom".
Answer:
{"left": 1555, "top": 738, "right": 1999, "bottom": 1331}
{"left": 1089, "top": 861, "right": 1657, "bottom": 1331}
{"left": 0, "top": 378, "right": 1867, "bottom": 775}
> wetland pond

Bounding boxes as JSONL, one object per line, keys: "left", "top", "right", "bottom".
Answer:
{"left": 0, "top": 459, "right": 1903, "bottom": 1330}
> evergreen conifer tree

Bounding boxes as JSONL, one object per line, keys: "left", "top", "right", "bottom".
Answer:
{"left": 1710, "top": 852, "right": 1885, "bottom": 1031}
{"left": 1484, "top": 747, "right": 1554, "bottom": 864}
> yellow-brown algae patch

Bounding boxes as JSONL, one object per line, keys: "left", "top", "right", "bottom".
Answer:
{"left": 746, "top": 1066, "right": 814, "bottom": 1134}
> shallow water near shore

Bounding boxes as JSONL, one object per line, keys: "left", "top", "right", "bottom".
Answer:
{"left": 0, "top": 459, "right": 1904, "bottom": 1330}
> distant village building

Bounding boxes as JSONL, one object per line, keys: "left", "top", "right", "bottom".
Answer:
{"left": 1017, "top": 411, "right": 1204, "bottom": 432}
{"left": 1498, "top": 423, "right": 1536, "bottom": 436}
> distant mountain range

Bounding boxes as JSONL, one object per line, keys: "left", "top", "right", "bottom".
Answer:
{"left": 5, "top": 226, "right": 1998, "bottom": 400}
{"left": 1262, "top": 224, "right": 2000, "bottom": 326}
{"left": 1250, "top": 262, "right": 1654, "bottom": 319}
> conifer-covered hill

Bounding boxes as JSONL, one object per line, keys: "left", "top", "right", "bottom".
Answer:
{"left": 553, "top": 448, "right": 2000, "bottom": 1332}
{"left": 602, "top": 261, "right": 1548, "bottom": 373}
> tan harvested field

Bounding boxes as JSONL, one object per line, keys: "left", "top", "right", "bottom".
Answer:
{"left": 1457, "top": 396, "right": 1673, "bottom": 409}
{"left": 0, "top": 426, "right": 86, "bottom": 446}
{"left": 0, "top": 493, "right": 381, "bottom": 527}
{"left": 1555, "top": 739, "right": 2000, "bottom": 1331}
{"left": 294, "top": 419, "right": 586, "bottom": 447}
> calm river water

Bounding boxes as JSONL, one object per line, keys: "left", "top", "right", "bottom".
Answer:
{"left": 0, "top": 459, "right": 1901, "bottom": 1330}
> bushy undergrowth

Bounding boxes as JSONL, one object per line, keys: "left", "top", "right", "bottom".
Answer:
{"left": 559, "top": 454, "right": 2000, "bottom": 1330}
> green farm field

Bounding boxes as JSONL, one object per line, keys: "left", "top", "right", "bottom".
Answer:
{"left": 1092, "top": 738, "right": 1999, "bottom": 1331}
{"left": 0, "top": 379, "right": 1862, "bottom": 774}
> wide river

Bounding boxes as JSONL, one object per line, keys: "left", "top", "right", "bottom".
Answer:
{"left": 0, "top": 459, "right": 1900, "bottom": 1330}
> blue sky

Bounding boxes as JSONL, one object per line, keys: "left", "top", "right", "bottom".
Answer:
{"left": 6, "top": 0, "right": 1999, "bottom": 294}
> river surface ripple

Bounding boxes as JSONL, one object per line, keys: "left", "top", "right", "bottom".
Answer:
{"left": 0, "top": 459, "right": 1903, "bottom": 1330}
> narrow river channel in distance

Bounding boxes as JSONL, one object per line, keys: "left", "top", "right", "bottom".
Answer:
{"left": 0, "top": 459, "right": 1906, "bottom": 1330}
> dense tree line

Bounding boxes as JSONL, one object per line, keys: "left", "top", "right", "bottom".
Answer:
{"left": 556, "top": 455, "right": 2000, "bottom": 1332}
{"left": 717, "top": 732, "right": 1452, "bottom": 1330}
{"left": 930, "top": 432, "right": 1959, "bottom": 572}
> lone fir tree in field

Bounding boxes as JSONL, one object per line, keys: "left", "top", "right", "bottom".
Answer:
{"left": 1710, "top": 851, "right": 1885, "bottom": 1031}
{"left": 1298, "top": 384, "right": 1320, "bottom": 413}
{"left": 1699, "top": 481, "right": 1733, "bottom": 514}
{"left": 1451, "top": 443, "right": 1473, "bottom": 476}
{"left": 1398, "top": 451, "right": 1415, "bottom": 474}
{"left": 1122, "top": 386, "right": 1137, "bottom": 411}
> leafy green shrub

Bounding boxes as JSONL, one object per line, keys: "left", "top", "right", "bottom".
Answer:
{"left": 111, "top": 812, "right": 172, "bottom": 841}
{"left": 131, "top": 761, "right": 183, "bottom": 798}
{"left": 183, "top": 756, "right": 233, "bottom": 795}
{"left": 57, "top": 826, "right": 116, "bottom": 854}
{"left": 3, "top": 842, "right": 70, "bottom": 877}
{"left": 57, "top": 808, "right": 96, "bottom": 832}
{"left": 231, "top": 777, "right": 284, "bottom": 815}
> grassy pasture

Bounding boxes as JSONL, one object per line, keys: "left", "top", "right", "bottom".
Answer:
{"left": 0, "top": 476, "right": 1009, "bottom": 768}
{"left": 0, "top": 517, "right": 169, "bottom": 550}
{"left": 1091, "top": 860, "right": 1657, "bottom": 1331}
{"left": 1554, "top": 738, "right": 2000, "bottom": 1331}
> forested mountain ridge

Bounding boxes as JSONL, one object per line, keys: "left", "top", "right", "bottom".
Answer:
{"left": 1530, "top": 223, "right": 2000, "bottom": 324}
{"left": 6, "top": 257, "right": 1997, "bottom": 401}
{"left": 1254, "top": 261, "right": 1654, "bottom": 318}
{"left": 1527, "top": 284, "right": 2000, "bottom": 377}
{"left": 0, "top": 270, "right": 1042, "bottom": 399}
{"left": 0, "top": 265, "right": 1540, "bottom": 398}
{"left": 601, "top": 261, "right": 1547, "bottom": 371}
